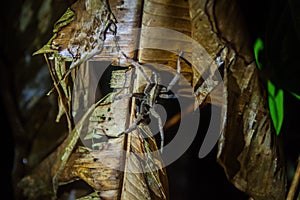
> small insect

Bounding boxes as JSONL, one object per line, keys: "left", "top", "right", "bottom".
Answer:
{"left": 114, "top": 51, "right": 183, "bottom": 152}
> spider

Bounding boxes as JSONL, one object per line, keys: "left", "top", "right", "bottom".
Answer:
{"left": 114, "top": 51, "right": 183, "bottom": 153}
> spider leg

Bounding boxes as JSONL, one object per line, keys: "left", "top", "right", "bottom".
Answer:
{"left": 121, "top": 51, "right": 152, "bottom": 84}
{"left": 113, "top": 93, "right": 133, "bottom": 101}
{"left": 150, "top": 107, "right": 164, "bottom": 153}
{"left": 167, "top": 51, "right": 183, "bottom": 91}
{"left": 125, "top": 113, "right": 143, "bottom": 133}
{"left": 117, "top": 113, "right": 144, "bottom": 137}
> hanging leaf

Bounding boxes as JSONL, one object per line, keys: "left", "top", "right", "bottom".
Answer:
{"left": 59, "top": 68, "right": 168, "bottom": 199}
{"left": 189, "top": 0, "right": 287, "bottom": 199}
{"left": 18, "top": 92, "right": 114, "bottom": 199}
{"left": 137, "top": 0, "right": 224, "bottom": 108}
{"left": 138, "top": 124, "right": 168, "bottom": 199}
{"left": 33, "top": 0, "right": 117, "bottom": 69}
{"left": 137, "top": 0, "right": 193, "bottom": 83}
{"left": 32, "top": 0, "right": 118, "bottom": 125}
{"left": 18, "top": 1, "right": 125, "bottom": 189}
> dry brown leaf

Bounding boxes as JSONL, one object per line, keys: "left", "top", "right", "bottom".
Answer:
{"left": 34, "top": 0, "right": 117, "bottom": 69}
{"left": 32, "top": 0, "right": 118, "bottom": 126}
{"left": 58, "top": 67, "right": 168, "bottom": 200}
{"left": 18, "top": 97, "right": 103, "bottom": 199}
{"left": 138, "top": 0, "right": 193, "bottom": 84}
{"left": 189, "top": 0, "right": 287, "bottom": 199}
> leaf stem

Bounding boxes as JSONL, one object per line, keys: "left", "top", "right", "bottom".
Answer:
{"left": 286, "top": 155, "right": 300, "bottom": 200}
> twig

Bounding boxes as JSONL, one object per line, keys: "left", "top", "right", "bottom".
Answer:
{"left": 287, "top": 155, "right": 300, "bottom": 200}
{"left": 44, "top": 54, "right": 73, "bottom": 132}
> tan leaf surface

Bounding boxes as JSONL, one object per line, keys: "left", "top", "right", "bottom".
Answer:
{"left": 94, "top": 0, "right": 144, "bottom": 65}
{"left": 138, "top": 0, "right": 193, "bottom": 84}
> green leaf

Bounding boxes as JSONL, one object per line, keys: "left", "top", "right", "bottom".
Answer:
{"left": 32, "top": 43, "right": 57, "bottom": 56}
{"left": 291, "top": 92, "right": 300, "bottom": 101}
{"left": 53, "top": 8, "right": 75, "bottom": 33}
{"left": 32, "top": 8, "right": 75, "bottom": 56}
{"left": 254, "top": 38, "right": 285, "bottom": 135}
{"left": 254, "top": 38, "right": 264, "bottom": 70}
{"left": 267, "top": 80, "right": 284, "bottom": 135}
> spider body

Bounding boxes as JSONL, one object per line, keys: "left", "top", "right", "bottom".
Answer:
{"left": 135, "top": 81, "right": 160, "bottom": 111}
{"left": 116, "top": 51, "right": 183, "bottom": 152}
{"left": 133, "top": 79, "right": 173, "bottom": 124}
